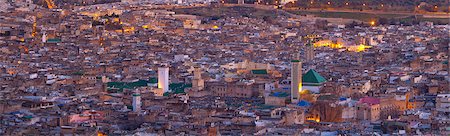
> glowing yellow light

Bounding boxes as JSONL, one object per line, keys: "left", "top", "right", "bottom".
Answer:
{"left": 345, "top": 2, "right": 349, "bottom": 5}
{"left": 346, "top": 44, "right": 371, "bottom": 52}
{"left": 300, "top": 89, "right": 310, "bottom": 95}
{"left": 113, "top": 18, "right": 120, "bottom": 22}
{"left": 370, "top": 21, "right": 376, "bottom": 26}
{"left": 313, "top": 40, "right": 333, "bottom": 48}
{"left": 123, "top": 27, "right": 135, "bottom": 33}
{"left": 142, "top": 25, "right": 148, "bottom": 29}
{"left": 315, "top": 118, "right": 320, "bottom": 122}
{"left": 17, "top": 61, "right": 22, "bottom": 64}
{"left": 32, "top": 22, "right": 37, "bottom": 37}
{"left": 310, "top": 1, "right": 313, "bottom": 4}
{"left": 45, "top": 0, "right": 56, "bottom": 9}
{"left": 434, "top": 5, "right": 438, "bottom": 8}
{"left": 356, "top": 44, "right": 372, "bottom": 52}
{"left": 327, "top": 1, "right": 330, "bottom": 5}
{"left": 298, "top": 83, "right": 302, "bottom": 93}
{"left": 97, "top": 132, "right": 106, "bottom": 136}
{"left": 212, "top": 25, "right": 219, "bottom": 29}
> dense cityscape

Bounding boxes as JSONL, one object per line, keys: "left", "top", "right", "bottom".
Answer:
{"left": 0, "top": 0, "right": 449, "bottom": 135}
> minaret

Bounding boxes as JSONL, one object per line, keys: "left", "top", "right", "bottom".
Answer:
{"left": 305, "top": 40, "right": 315, "bottom": 62}
{"left": 42, "top": 32, "right": 47, "bottom": 43}
{"left": 132, "top": 93, "right": 141, "bottom": 112}
{"left": 158, "top": 67, "right": 169, "bottom": 93}
{"left": 291, "top": 52, "right": 302, "bottom": 103}
{"left": 192, "top": 67, "right": 204, "bottom": 91}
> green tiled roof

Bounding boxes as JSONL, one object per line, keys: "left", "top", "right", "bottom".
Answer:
{"left": 291, "top": 60, "right": 300, "bottom": 62}
{"left": 107, "top": 80, "right": 150, "bottom": 92}
{"left": 149, "top": 77, "right": 158, "bottom": 84}
{"left": 46, "top": 38, "right": 61, "bottom": 43}
{"left": 169, "top": 83, "right": 192, "bottom": 94}
{"left": 302, "top": 69, "right": 326, "bottom": 84}
{"left": 163, "top": 83, "right": 192, "bottom": 96}
{"left": 251, "top": 69, "right": 268, "bottom": 75}
{"left": 23, "top": 115, "right": 33, "bottom": 119}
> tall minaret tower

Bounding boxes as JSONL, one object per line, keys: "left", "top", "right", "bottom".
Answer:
{"left": 291, "top": 52, "right": 302, "bottom": 103}
{"left": 42, "top": 32, "right": 47, "bottom": 43}
{"left": 192, "top": 67, "right": 204, "bottom": 91}
{"left": 158, "top": 67, "right": 169, "bottom": 93}
{"left": 132, "top": 91, "right": 141, "bottom": 112}
{"left": 305, "top": 40, "right": 315, "bottom": 62}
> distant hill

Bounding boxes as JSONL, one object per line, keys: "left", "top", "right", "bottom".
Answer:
{"left": 224, "top": 0, "right": 449, "bottom": 12}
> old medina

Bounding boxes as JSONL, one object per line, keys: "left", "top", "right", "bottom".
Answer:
{"left": 0, "top": 0, "right": 449, "bottom": 135}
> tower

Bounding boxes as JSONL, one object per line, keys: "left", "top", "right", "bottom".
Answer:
{"left": 238, "top": 0, "right": 244, "bottom": 4}
{"left": 158, "top": 67, "right": 169, "bottom": 93}
{"left": 132, "top": 93, "right": 141, "bottom": 112}
{"left": 192, "top": 67, "right": 204, "bottom": 91}
{"left": 305, "top": 40, "right": 315, "bottom": 62}
{"left": 291, "top": 53, "right": 302, "bottom": 103}
{"left": 42, "top": 32, "right": 47, "bottom": 43}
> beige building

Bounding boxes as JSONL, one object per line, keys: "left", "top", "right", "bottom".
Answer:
{"left": 356, "top": 97, "right": 380, "bottom": 122}
{"left": 265, "top": 96, "right": 286, "bottom": 106}
{"left": 206, "top": 81, "right": 263, "bottom": 98}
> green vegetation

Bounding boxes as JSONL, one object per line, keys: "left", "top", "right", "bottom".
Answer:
{"left": 288, "top": 0, "right": 447, "bottom": 12}
{"left": 171, "top": 6, "right": 287, "bottom": 21}
{"left": 289, "top": 10, "right": 449, "bottom": 24}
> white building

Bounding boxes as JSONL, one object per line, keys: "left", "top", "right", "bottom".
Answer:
{"left": 132, "top": 93, "right": 141, "bottom": 112}
{"left": 158, "top": 67, "right": 169, "bottom": 93}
